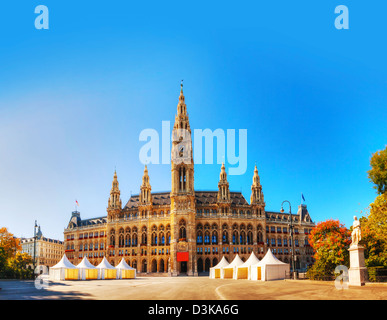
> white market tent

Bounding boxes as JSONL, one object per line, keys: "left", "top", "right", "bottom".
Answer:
{"left": 77, "top": 257, "right": 98, "bottom": 280}
{"left": 221, "top": 254, "right": 244, "bottom": 279}
{"left": 209, "top": 256, "right": 230, "bottom": 279}
{"left": 97, "top": 257, "right": 117, "bottom": 280}
{"left": 235, "top": 252, "right": 260, "bottom": 280}
{"left": 49, "top": 254, "right": 79, "bottom": 281}
{"left": 115, "top": 258, "right": 136, "bottom": 279}
{"left": 250, "top": 249, "right": 290, "bottom": 281}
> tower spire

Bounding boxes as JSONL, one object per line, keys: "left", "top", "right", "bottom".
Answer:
{"left": 250, "top": 164, "right": 264, "bottom": 204}
{"left": 107, "top": 170, "right": 122, "bottom": 220}
{"left": 140, "top": 165, "right": 152, "bottom": 204}
{"left": 170, "top": 83, "right": 196, "bottom": 276}
{"left": 218, "top": 162, "right": 230, "bottom": 202}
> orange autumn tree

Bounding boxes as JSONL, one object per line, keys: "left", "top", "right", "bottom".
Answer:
{"left": 307, "top": 219, "right": 351, "bottom": 279}
{"left": 0, "top": 227, "right": 24, "bottom": 278}
{"left": 0, "top": 227, "right": 21, "bottom": 259}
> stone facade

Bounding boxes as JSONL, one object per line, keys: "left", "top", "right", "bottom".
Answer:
{"left": 63, "top": 84, "right": 315, "bottom": 275}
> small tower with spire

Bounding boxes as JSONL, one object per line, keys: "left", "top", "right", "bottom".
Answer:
{"left": 107, "top": 170, "right": 122, "bottom": 220}
{"left": 218, "top": 162, "right": 231, "bottom": 202}
{"left": 139, "top": 165, "right": 152, "bottom": 204}
{"left": 250, "top": 164, "right": 265, "bottom": 217}
{"left": 138, "top": 165, "right": 153, "bottom": 220}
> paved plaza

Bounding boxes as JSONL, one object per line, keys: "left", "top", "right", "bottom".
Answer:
{"left": 0, "top": 276, "right": 386, "bottom": 300}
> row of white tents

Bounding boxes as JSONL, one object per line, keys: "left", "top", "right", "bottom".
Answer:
{"left": 209, "top": 249, "right": 290, "bottom": 281}
{"left": 49, "top": 255, "right": 136, "bottom": 281}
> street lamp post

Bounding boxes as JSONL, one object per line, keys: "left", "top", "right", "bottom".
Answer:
{"left": 33, "top": 220, "right": 38, "bottom": 275}
{"left": 280, "top": 200, "right": 296, "bottom": 280}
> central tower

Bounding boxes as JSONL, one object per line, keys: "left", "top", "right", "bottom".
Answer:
{"left": 170, "top": 82, "right": 197, "bottom": 276}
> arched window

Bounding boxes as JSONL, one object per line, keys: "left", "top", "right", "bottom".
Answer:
{"left": 204, "top": 231, "right": 210, "bottom": 244}
{"left": 232, "top": 230, "right": 238, "bottom": 245}
{"left": 125, "top": 233, "right": 131, "bottom": 247}
{"left": 119, "top": 234, "right": 124, "bottom": 247}
{"left": 212, "top": 231, "right": 218, "bottom": 244}
{"left": 222, "top": 230, "right": 228, "bottom": 244}
{"left": 152, "top": 232, "right": 157, "bottom": 246}
{"left": 179, "top": 219, "right": 186, "bottom": 240}
{"left": 240, "top": 231, "right": 246, "bottom": 245}
{"left": 197, "top": 230, "right": 203, "bottom": 244}
{"left": 247, "top": 230, "right": 253, "bottom": 245}
{"left": 109, "top": 229, "right": 115, "bottom": 246}
{"left": 142, "top": 233, "right": 147, "bottom": 245}
{"left": 166, "top": 231, "right": 171, "bottom": 245}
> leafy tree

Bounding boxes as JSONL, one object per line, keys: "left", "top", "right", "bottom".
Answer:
{"left": 0, "top": 227, "right": 21, "bottom": 260}
{"left": 0, "top": 227, "right": 32, "bottom": 279}
{"left": 357, "top": 195, "right": 387, "bottom": 269}
{"left": 0, "top": 247, "right": 7, "bottom": 276}
{"left": 7, "top": 252, "right": 33, "bottom": 279}
{"left": 307, "top": 219, "right": 351, "bottom": 279}
{"left": 368, "top": 145, "right": 387, "bottom": 195}
{"left": 368, "top": 193, "right": 387, "bottom": 240}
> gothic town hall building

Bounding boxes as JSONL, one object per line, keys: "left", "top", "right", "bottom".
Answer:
{"left": 64, "top": 85, "right": 315, "bottom": 276}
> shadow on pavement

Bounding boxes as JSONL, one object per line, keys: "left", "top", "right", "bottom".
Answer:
{"left": 0, "top": 280, "right": 93, "bottom": 300}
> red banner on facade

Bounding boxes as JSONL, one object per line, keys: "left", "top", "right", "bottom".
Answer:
{"left": 177, "top": 252, "right": 189, "bottom": 262}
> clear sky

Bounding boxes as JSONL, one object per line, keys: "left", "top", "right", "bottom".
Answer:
{"left": 1, "top": 1, "right": 386, "bottom": 240}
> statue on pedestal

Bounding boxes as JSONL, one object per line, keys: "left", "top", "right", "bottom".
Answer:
{"left": 348, "top": 215, "right": 367, "bottom": 286}
{"left": 351, "top": 216, "right": 361, "bottom": 246}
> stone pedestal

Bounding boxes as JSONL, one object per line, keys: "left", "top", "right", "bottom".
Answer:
{"left": 348, "top": 245, "right": 367, "bottom": 286}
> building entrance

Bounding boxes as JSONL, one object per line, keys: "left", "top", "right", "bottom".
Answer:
{"left": 180, "top": 261, "right": 187, "bottom": 274}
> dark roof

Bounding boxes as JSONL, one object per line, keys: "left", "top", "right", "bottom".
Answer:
{"left": 124, "top": 192, "right": 171, "bottom": 209}
{"left": 79, "top": 217, "right": 108, "bottom": 226}
{"left": 124, "top": 191, "right": 249, "bottom": 209}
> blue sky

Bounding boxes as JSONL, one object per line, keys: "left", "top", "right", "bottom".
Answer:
{"left": 1, "top": 1, "right": 386, "bottom": 240}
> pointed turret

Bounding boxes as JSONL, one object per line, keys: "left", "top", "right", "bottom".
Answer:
{"left": 139, "top": 165, "right": 152, "bottom": 204}
{"left": 173, "top": 80, "right": 191, "bottom": 133}
{"left": 250, "top": 164, "right": 264, "bottom": 204}
{"left": 107, "top": 170, "right": 122, "bottom": 220}
{"left": 218, "top": 162, "right": 231, "bottom": 202}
